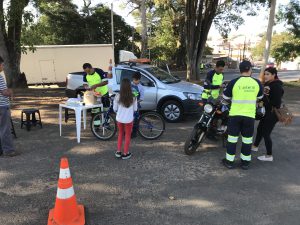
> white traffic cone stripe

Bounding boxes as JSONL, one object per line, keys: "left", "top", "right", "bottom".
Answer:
{"left": 57, "top": 186, "right": 75, "bottom": 199}
{"left": 59, "top": 168, "right": 71, "bottom": 179}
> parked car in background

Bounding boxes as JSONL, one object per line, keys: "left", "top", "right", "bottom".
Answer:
{"left": 266, "top": 62, "right": 275, "bottom": 68}
{"left": 66, "top": 62, "right": 204, "bottom": 122}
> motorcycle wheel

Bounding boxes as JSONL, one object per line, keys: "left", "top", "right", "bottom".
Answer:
{"left": 184, "top": 127, "right": 206, "bottom": 155}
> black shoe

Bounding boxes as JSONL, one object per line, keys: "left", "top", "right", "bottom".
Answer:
{"left": 115, "top": 151, "right": 122, "bottom": 158}
{"left": 122, "top": 153, "right": 132, "bottom": 160}
{"left": 3, "top": 151, "right": 19, "bottom": 157}
{"left": 222, "top": 158, "right": 234, "bottom": 169}
{"left": 241, "top": 160, "right": 250, "bottom": 170}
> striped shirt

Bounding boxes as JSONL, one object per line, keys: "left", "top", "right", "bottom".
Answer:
{"left": 0, "top": 74, "right": 10, "bottom": 106}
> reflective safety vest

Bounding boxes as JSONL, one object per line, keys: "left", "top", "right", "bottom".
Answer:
{"left": 229, "top": 77, "right": 260, "bottom": 118}
{"left": 86, "top": 71, "right": 108, "bottom": 95}
{"left": 131, "top": 84, "right": 140, "bottom": 99}
{"left": 201, "top": 73, "right": 223, "bottom": 99}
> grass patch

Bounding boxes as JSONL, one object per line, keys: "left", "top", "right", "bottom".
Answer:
{"left": 284, "top": 80, "right": 300, "bottom": 88}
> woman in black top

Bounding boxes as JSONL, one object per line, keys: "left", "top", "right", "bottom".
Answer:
{"left": 252, "top": 67, "right": 284, "bottom": 161}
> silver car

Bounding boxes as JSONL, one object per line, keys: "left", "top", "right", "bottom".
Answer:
{"left": 66, "top": 63, "right": 204, "bottom": 122}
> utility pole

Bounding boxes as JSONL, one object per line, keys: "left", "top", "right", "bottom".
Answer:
{"left": 260, "top": 0, "right": 277, "bottom": 83}
{"left": 242, "top": 36, "right": 246, "bottom": 60}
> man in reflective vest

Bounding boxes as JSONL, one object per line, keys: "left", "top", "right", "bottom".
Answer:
{"left": 222, "top": 60, "right": 263, "bottom": 170}
{"left": 83, "top": 63, "right": 110, "bottom": 121}
{"left": 201, "top": 60, "right": 225, "bottom": 102}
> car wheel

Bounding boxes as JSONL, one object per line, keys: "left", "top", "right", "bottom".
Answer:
{"left": 161, "top": 100, "right": 183, "bottom": 123}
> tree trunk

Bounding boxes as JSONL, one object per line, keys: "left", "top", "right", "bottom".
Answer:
{"left": 260, "top": 0, "right": 277, "bottom": 83}
{"left": 185, "top": 0, "right": 219, "bottom": 81}
{"left": 140, "top": 0, "right": 148, "bottom": 58}
{"left": 0, "top": 0, "right": 29, "bottom": 88}
{"left": 175, "top": 15, "right": 186, "bottom": 68}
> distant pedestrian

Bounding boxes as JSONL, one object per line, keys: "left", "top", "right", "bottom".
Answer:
{"left": 0, "top": 56, "right": 18, "bottom": 157}
{"left": 252, "top": 68, "right": 283, "bottom": 162}
{"left": 113, "top": 78, "right": 138, "bottom": 160}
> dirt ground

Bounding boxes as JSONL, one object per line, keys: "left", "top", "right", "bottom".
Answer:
{"left": 1, "top": 86, "right": 300, "bottom": 225}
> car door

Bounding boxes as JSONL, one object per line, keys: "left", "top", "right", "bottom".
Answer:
{"left": 114, "top": 68, "right": 157, "bottom": 110}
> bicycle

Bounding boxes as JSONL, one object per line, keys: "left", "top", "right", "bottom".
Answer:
{"left": 91, "top": 94, "right": 165, "bottom": 140}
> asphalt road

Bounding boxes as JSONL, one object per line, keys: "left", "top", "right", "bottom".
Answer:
{"left": 224, "top": 70, "right": 300, "bottom": 81}
{"left": 0, "top": 87, "right": 300, "bottom": 225}
{"left": 172, "top": 70, "right": 300, "bottom": 82}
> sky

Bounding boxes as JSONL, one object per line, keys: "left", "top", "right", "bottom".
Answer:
{"left": 72, "top": 0, "right": 290, "bottom": 41}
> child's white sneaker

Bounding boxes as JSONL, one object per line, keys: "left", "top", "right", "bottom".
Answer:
{"left": 257, "top": 155, "right": 273, "bottom": 162}
{"left": 251, "top": 146, "right": 259, "bottom": 152}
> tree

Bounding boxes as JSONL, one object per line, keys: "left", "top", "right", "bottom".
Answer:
{"left": 0, "top": 0, "right": 31, "bottom": 87}
{"left": 152, "top": 0, "right": 186, "bottom": 67}
{"left": 272, "top": 39, "right": 300, "bottom": 67}
{"left": 185, "top": 0, "right": 219, "bottom": 81}
{"left": 22, "top": 3, "right": 140, "bottom": 63}
{"left": 185, "top": 0, "right": 267, "bottom": 81}
{"left": 126, "top": 0, "right": 150, "bottom": 58}
{"left": 277, "top": 0, "right": 300, "bottom": 38}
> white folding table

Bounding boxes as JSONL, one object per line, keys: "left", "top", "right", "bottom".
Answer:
{"left": 59, "top": 104, "right": 103, "bottom": 143}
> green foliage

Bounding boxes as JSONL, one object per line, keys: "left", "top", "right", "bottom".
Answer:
{"left": 272, "top": 39, "right": 300, "bottom": 65}
{"left": 252, "top": 32, "right": 300, "bottom": 64}
{"left": 149, "top": 11, "right": 178, "bottom": 61}
{"left": 277, "top": 0, "right": 300, "bottom": 37}
{"left": 214, "top": 0, "right": 267, "bottom": 38}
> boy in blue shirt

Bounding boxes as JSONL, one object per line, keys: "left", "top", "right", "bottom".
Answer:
{"left": 131, "top": 72, "right": 145, "bottom": 137}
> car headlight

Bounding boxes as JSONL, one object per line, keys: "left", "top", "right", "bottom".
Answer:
{"left": 183, "top": 92, "right": 201, "bottom": 100}
{"left": 204, "top": 104, "right": 213, "bottom": 113}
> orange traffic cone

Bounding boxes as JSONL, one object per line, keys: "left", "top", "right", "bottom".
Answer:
{"left": 107, "top": 59, "right": 113, "bottom": 79}
{"left": 48, "top": 158, "right": 85, "bottom": 225}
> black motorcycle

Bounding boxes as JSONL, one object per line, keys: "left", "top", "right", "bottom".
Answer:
{"left": 184, "top": 97, "right": 229, "bottom": 155}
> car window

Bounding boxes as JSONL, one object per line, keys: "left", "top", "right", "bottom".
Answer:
{"left": 144, "top": 67, "right": 179, "bottom": 84}
{"left": 140, "top": 75, "right": 154, "bottom": 87}
{"left": 115, "top": 69, "right": 122, "bottom": 84}
{"left": 116, "top": 69, "right": 136, "bottom": 84}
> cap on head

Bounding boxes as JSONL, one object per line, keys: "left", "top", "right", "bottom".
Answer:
{"left": 239, "top": 60, "right": 252, "bottom": 73}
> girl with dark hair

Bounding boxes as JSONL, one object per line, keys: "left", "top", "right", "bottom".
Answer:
{"left": 252, "top": 67, "right": 284, "bottom": 161}
{"left": 113, "top": 78, "right": 137, "bottom": 159}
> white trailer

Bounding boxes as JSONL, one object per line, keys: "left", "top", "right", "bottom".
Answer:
{"left": 21, "top": 44, "right": 114, "bottom": 85}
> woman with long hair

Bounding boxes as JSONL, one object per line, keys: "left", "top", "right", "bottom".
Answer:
{"left": 252, "top": 67, "right": 284, "bottom": 161}
{"left": 113, "top": 78, "right": 137, "bottom": 159}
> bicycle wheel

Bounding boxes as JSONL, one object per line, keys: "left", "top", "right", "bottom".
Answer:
{"left": 90, "top": 112, "right": 117, "bottom": 140}
{"left": 138, "top": 112, "right": 165, "bottom": 140}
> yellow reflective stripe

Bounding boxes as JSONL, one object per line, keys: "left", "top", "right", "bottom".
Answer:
{"left": 228, "top": 135, "right": 238, "bottom": 143}
{"left": 241, "top": 153, "right": 251, "bottom": 161}
{"left": 232, "top": 100, "right": 256, "bottom": 104}
{"left": 242, "top": 136, "right": 253, "bottom": 144}
{"left": 226, "top": 153, "right": 235, "bottom": 162}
